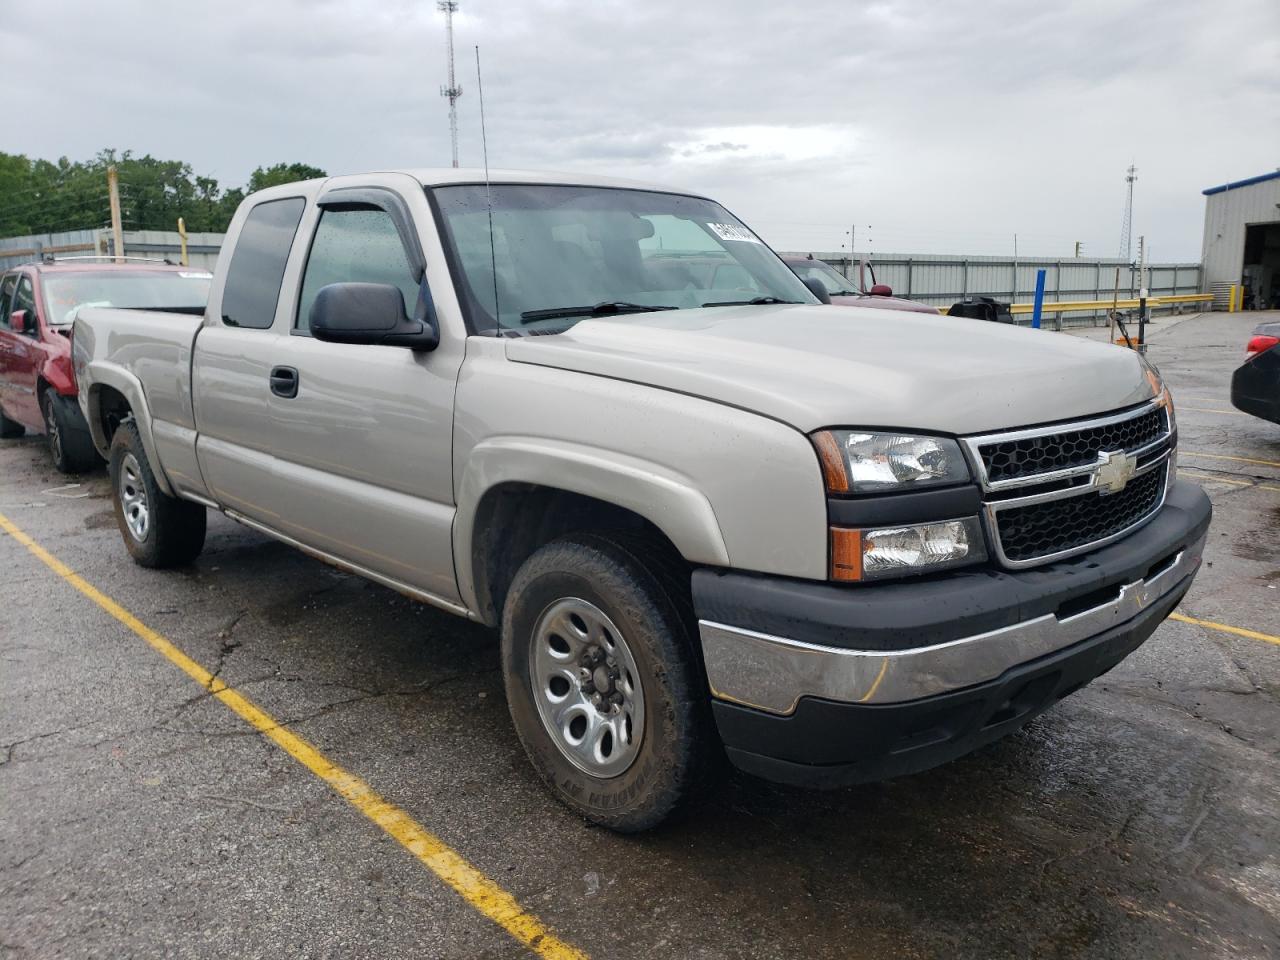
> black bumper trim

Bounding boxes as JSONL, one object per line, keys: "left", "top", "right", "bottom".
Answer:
{"left": 714, "top": 576, "right": 1191, "bottom": 788}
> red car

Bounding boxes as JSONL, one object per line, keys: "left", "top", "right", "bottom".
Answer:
{"left": 784, "top": 256, "right": 940, "bottom": 314}
{"left": 0, "top": 259, "right": 211, "bottom": 472}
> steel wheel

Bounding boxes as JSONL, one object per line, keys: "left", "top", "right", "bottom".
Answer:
{"left": 42, "top": 394, "right": 62, "bottom": 465}
{"left": 118, "top": 452, "right": 150, "bottom": 542}
{"left": 530, "top": 597, "right": 645, "bottom": 777}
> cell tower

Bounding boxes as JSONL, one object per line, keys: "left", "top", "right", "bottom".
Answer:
{"left": 438, "top": 1, "right": 462, "bottom": 168}
{"left": 1118, "top": 163, "right": 1137, "bottom": 262}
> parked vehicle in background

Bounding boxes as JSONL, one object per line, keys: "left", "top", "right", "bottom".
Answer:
{"left": 0, "top": 259, "right": 211, "bottom": 472}
{"left": 783, "top": 255, "right": 940, "bottom": 314}
{"left": 74, "top": 169, "right": 1210, "bottom": 831}
{"left": 1231, "top": 321, "right": 1280, "bottom": 424}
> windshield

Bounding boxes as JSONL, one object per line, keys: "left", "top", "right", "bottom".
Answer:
{"left": 43, "top": 270, "right": 212, "bottom": 326}
{"left": 788, "top": 259, "right": 858, "bottom": 296}
{"left": 431, "top": 184, "right": 817, "bottom": 333}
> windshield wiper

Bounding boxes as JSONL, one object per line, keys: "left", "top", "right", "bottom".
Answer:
{"left": 520, "top": 301, "right": 678, "bottom": 324}
{"left": 701, "top": 296, "right": 803, "bottom": 307}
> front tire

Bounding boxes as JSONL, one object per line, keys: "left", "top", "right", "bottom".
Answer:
{"left": 41, "top": 390, "right": 100, "bottom": 473}
{"left": 109, "top": 420, "right": 206, "bottom": 568}
{"left": 501, "top": 533, "right": 716, "bottom": 832}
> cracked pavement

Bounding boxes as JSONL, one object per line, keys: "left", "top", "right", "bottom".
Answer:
{"left": 2, "top": 310, "right": 1279, "bottom": 959}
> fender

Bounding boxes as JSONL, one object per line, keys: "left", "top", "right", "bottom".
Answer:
{"left": 82, "top": 362, "right": 176, "bottom": 497}
{"left": 453, "top": 435, "right": 731, "bottom": 615}
{"left": 39, "top": 353, "right": 77, "bottom": 397}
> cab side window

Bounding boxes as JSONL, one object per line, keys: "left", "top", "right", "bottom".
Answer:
{"left": 295, "top": 206, "right": 420, "bottom": 333}
{"left": 220, "top": 198, "right": 306, "bottom": 330}
{"left": 12, "top": 276, "right": 37, "bottom": 335}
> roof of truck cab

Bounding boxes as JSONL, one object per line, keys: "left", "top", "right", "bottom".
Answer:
{"left": 396, "top": 167, "right": 705, "bottom": 196}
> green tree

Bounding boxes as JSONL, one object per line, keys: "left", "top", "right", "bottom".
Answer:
{"left": 246, "top": 162, "right": 328, "bottom": 193}
{"left": 0, "top": 150, "right": 327, "bottom": 237}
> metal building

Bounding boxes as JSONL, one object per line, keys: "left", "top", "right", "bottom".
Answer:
{"left": 1200, "top": 170, "right": 1280, "bottom": 309}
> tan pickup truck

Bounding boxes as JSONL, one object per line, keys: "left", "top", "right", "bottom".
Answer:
{"left": 72, "top": 168, "right": 1211, "bottom": 831}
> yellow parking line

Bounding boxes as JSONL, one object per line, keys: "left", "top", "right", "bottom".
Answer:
{"left": 0, "top": 511, "right": 588, "bottom": 960}
{"left": 1180, "top": 451, "right": 1280, "bottom": 469}
{"left": 1177, "top": 469, "right": 1280, "bottom": 493}
{"left": 1179, "top": 406, "right": 1248, "bottom": 416}
{"left": 1170, "top": 612, "right": 1280, "bottom": 647}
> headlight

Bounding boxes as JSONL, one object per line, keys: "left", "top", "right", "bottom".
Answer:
{"left": 812, "top": 431, "right": 971, "bottom": 493}
{"left": 831, "top": 517, "right": 987, "bottom": 581}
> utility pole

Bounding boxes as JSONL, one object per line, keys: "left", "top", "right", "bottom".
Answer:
{"left": 1119, "top": 164, "right": 1136, "bottom": 262}
{"left": 1074, "top": 241, "right": 1082, "bottom": 258}
{"left": 438, "top": 1, "right": 463, "bottom": 168}
{"left": 1137, "top": 235, "right": 1147, "bottom": 350}
{"left": 844, "top": 224, "right": 855, "bottom": 278}
{"left": 107, "top": 166, "right": 124, "bottom": 263}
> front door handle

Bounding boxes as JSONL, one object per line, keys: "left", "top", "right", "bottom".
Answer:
{"left": 269, "top": 365, "right": 299, "bottom": 399}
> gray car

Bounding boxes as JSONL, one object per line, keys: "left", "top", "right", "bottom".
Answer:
{"left": 72, "top": 168, "right": 1211, "bottom": 831}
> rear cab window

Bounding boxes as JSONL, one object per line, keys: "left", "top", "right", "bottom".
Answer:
{"left": 220, "top": 198, "right": 306, "bottom": 329}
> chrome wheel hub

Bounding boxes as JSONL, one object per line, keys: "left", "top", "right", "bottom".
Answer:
{"left": 119, "top": 453, "right": 150, "bottom": 542}
{"left": 530, "top": 598, "right": 644, "bottom": 777}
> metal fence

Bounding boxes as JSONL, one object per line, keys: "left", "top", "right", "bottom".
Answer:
{"left": 0, "top": 229, "right": 1205, "bottom": 329}
{"left": 0, "top": 228, "right": 223, "bottom": 271}
{"left": 780, "top": 252, "right": 1204, "bottom": 326}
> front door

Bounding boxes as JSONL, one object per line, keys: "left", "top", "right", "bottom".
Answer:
{"left": 269, "top": 199, "right": 464, "bottom": 603}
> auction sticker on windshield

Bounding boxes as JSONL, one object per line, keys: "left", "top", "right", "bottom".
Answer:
{"left": 707, "top": 222, "right": 761, "bottom": 244}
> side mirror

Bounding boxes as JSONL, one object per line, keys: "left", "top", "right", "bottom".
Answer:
{"left": 801, "top": 276, "right": 832, "bottom": 304}
{"left": 869, "top": 284, "right": 893, "bottom": 297}
{"left": 310, "top": 282, "right": 439, "bottom": 351}
{"left": 9, "top": 309, "right": 30, "bottom": 333}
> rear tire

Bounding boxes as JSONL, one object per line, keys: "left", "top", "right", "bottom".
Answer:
{"left": 0, "top": 406, "right": 23, "bottom": 439}
{"left": 109, "top": 420, "right": 206, "bottom": 568}
{"left": 501, "top": 532, "right": 716, "bottom": 832}
{"left": 41, "top": 390, "right": 100, "bottom": 473}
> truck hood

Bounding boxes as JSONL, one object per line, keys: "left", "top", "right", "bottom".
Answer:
{"left": 505, "top": 304, "right": 1156, "bottom": 436}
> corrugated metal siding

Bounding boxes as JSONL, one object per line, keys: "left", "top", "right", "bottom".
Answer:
{"left": 1201, "top": 176, "right": 1280, "bottom": 289}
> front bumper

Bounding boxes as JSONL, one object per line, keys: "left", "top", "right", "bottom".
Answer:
{"left": 693, "top": 480, "right": 1211, "bottom": 787}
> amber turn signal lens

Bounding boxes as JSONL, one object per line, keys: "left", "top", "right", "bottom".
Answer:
{"left": 830, "top": 527, "right": 863, "bottom": 581}
{"left": 812, "top": 431, "right": 849, "bottom": 493}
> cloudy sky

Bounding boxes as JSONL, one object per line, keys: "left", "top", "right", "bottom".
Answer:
{"left": 8, "top": 0, "right": 1278, "bottom": 259}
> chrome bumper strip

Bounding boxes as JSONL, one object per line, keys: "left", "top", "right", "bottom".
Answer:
{"left": 699, "top": 534, "right": 1203, "bottom": 716}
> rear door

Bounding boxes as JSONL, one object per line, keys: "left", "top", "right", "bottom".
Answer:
{"left": 268, "top": 180, "right": 464, "bottom": 602}
{"left": 192, "top": 194, "right": 308, "bottom": 523}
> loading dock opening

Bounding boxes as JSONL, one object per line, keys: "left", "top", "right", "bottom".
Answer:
{"left": 1242, "top": 221, "right": 1280, "bottom": 309}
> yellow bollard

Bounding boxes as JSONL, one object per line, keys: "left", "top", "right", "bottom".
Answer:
{"left": 177, "top": 217, "right": 189, "bottom": 267}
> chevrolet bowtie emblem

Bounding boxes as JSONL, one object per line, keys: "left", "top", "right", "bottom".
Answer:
{"left": 1095, "top": 449, "right": 1138, "bottom": 495}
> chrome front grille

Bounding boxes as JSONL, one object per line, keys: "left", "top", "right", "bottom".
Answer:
{"left": 963, "top": 399, "right": 1175, "bottom": 568}
{"left": 980, "top": 406, "right": 1167, "bottom": 484}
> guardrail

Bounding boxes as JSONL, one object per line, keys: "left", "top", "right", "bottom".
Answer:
{"left": 1007, "top": 293, "right": 1214, "bottom": 315}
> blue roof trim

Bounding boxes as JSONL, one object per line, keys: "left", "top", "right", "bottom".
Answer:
{"left": 1202, "top": 170, "right": 1280, "bottom": 196}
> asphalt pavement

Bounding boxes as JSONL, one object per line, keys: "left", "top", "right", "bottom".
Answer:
{"left": 2, "top": 310, "right": 1278, "bottom": 959}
